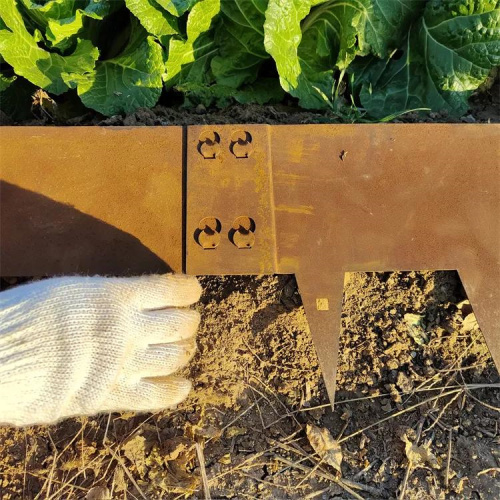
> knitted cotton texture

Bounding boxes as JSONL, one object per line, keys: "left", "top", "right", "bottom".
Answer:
{"left": 0, "top": 274, "right": 201, "bottom": 427}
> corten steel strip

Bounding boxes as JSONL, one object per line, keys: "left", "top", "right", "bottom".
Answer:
{"left": 186, "top": 126, "right": 276, "bottom": 275}
{"left": 186, "top": 124, "right": 500, "bottom": 405}
{"left": 269, "top": 124, "right": 500, "bottom": 404}
{"left": 0, "top": 127, "right": 183, "bottom": 275}
{"left": 1, "top": 124, "right": 499, "bottom": 407}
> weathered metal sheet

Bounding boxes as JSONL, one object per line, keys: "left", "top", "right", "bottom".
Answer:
{"left": 184, "top": 123, "right": 500, "bottom": 403}
{"left": 1, "top": 123, "right": 499, "bottom": 407}
{"left": 270, "top": 124, "right": 500, "bottom": 404}
{"left": 0, "top": 127, "right": 183, "bottom": 275}
{"left": 186, "top": 126, "right": 276, "bottom": 275}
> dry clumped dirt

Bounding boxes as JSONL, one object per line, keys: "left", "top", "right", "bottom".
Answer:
{"left": 0, "top": 271, "right": 499, "bottom": 499}
{"left": 1, "top": 83, "right": 499, "bottom": 498}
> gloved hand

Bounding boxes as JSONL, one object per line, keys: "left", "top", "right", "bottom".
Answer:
{"left": 0, "top": 274, "right": 201, "bottom": 427}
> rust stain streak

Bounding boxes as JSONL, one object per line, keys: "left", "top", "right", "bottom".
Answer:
{"left": 275, "top": 204, "right": 314, "bottom": 215}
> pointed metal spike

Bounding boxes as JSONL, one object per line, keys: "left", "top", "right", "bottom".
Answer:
{"left": 295, "top": 272, "right": 346, "bottom": 408}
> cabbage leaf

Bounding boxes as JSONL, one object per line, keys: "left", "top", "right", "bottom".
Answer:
{"left": 352, "top": 0, "right": 500, "bottom": 117}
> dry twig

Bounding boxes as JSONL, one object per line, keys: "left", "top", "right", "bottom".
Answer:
{"left": 399, "top": 419, "right": 424, "bottom": 500}
{"left": 272, "top": 455, "right": 365, "bottom": 500}
{"left": 195, "top": 441, "right": 211, "bottom": 500}
{"left": 445, "top": 428, "right": 453, "bottom": 489}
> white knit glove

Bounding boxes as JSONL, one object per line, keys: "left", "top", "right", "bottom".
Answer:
{"left": 0, "top": 275, "right": 201, "bottom": 427}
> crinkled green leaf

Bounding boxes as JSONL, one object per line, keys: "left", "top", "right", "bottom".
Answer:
{"left": 19, "top": 0, "right": 111, "bottom": 22}
{"left": 2, "top": 0, "right": 497, "bottom": 118}
{"left": 264, "top": 0, "right": 323, "bottom": 104}
{"left": 45, "top": 9, "right": 86, "bottom": 49}
{"left": 176, "top": 77, "right": 284, "bottom": 106}
{"left": 125, "top": 0, "right": 180, "bottom": 45}
{"left": 19, "top": 0, "right": 76, "bottom": 26}
{"left": 164, "top": 0, "right": 220, "bottom": 87}
{"left": 19, "top": 0, "right": 111, "bottom": 51}
{"left": 353, "top": 0, "right": 500, "bottom": 118}
{"left": 156, "top": 0, "right": 199, "bottom": 17}
{"left": 233, "top": 78, "right": 284, "bottom": 104}
{"left": 0, "top": 0, "right": 99, "bottom": 94}
{"left": 46, "top": 4, "right": 111, "bottom": 51}
{"left": 75, "top": 21, "right": 164, "bottom": 115}
{"left": 264, "top": 0, "right": 422, "bottom": 108}
{"left": 211, "top": 0, "right": 269, "bottom": 88}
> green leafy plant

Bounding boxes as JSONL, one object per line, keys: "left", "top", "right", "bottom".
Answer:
{"left": 1, "top": 0, "right": 498, "bottom": 119}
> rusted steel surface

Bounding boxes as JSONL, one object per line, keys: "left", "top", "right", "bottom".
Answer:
{"left": 186, "top": 124, "right": 500, "bottom": 404}
{"left": 186, "top": 126, "right": 276, "bottom": 275}
{"left": 270, "top": 124, "right": 500, "bottom": 403}
{"left": 1, "top": 127, "right": 183, "bottom": 275}
{"left": 1, "top": 124, "right": 499, "bottom": 406}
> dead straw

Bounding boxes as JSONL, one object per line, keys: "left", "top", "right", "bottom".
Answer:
{"left": 445, "top": 428, "right": 453, "bottom": 489}
{"left": 338, "top": 384, "right": 499, "bottom": 444}
{"left": 272, "top": 455, "right": 365, "bottom": 500}
{"left": 398, "top": 419, "right": 424, "bottom": 500}
{"left": 195, "top": 441, "right": 211, "bottom": 500}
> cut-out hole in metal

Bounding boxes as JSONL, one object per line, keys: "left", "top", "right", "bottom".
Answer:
{"left": 195, "top": 217, "right": 222, "bottom": 249}
{"left": 198, "top": 131, "right": 221, "bottom": 159}
{"left": 229, "top": 216, "right": 255, "bottom": 249}
{"left": 229, "top": 130, "right": 253, "bottom": 158}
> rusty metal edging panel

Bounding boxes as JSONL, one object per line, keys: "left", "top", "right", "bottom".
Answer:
{"left": 185, "top": 126, "right": 277, "bottom": 276}
{"left": 1, "top": 123, "right": 499, "bottom": 407}
{"left": 270, "top": 124, "right": 500, "bottom": 404}
{"left": 0, "top": 126, "right": 184, "bottom": 275}
{"left": 185, "top": 124, "right": 500, "bottom": 404}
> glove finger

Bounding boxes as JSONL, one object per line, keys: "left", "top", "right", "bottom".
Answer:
{"left": 123, "top": 376, "right": 192, "bottom": 411}
{"left": 135, "top": 339, "right": 197, "bottom": 377}
{"left": 131, "top": 274, "right": 202, "bottom": 309}
{"left": 134, "top": 308, "right": 200, "bottom": 344}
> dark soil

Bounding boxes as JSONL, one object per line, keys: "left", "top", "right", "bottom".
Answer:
{"left": 0, "top": 272, "right": 498, "bottom": 499}
{"left": 0, "top": 83, "right": 499, "bottom": 499}
{"left": 1, "top": 79, "right": 499, "bottom": 127}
